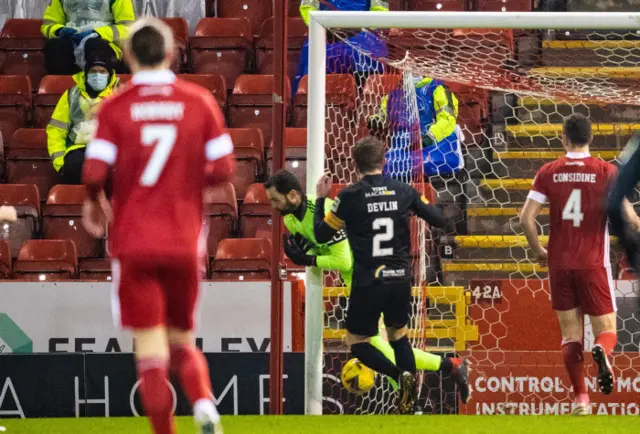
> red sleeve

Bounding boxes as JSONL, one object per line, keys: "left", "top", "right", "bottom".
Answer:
{"left": 82, "top": 101, "right": 118, "bottom": 200}
{"left": 606, "top": 162, "right": 618, "bottom": 187}
{"left": 528, "top": 165, "right": 549, "bottom": 204}
{"left": 202, "top": 94, "right": 235, "bottom": 185}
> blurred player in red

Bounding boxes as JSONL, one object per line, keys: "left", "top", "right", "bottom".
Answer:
{"left": 520, "top": 114, "right": 639, "bottom": 415}
{"left": 82, "top": 18, "right": 234, "bottom": 434}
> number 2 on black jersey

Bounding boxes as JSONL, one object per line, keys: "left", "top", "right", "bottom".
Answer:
{"left": 372, "top": 217, "right": 394, "bottom": 257}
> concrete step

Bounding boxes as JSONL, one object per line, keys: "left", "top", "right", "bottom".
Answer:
{"left": 493, "top": 149, "right": 620, "bottom": 178}
{"left": 506, "top": 123, "right": 637, "bottom": 148}
{"left": 478, "top": 178, "right": 532, "bottom": 203}
{"left": 516, "top": 96, "right": 640, "bottom": 124}
{"left": 441, "top": 260, "right": 548, "bottom": 286}
{"left": 442, "top": 235, "right": 542, "bottom": 261}
{"left": 541, "top": 40, "right": 640, "bottom": 67}
{"left": 466, "top": 205, "right": 549, "bottom": 235}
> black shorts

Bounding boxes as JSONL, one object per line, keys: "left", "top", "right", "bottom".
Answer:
{"left": 345, "top": 280, "right": 412, "bottom": 337}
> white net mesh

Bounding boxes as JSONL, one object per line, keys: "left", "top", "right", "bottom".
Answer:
{"left": 319, "top": 24, "right": 640, "bottom": 415}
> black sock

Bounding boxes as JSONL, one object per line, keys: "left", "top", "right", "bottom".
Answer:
{"left": 439, "top": 357, "right": 453, "bottom": 374}
{"left": 351, "top": 342, "right": 403, "bottom": 380}
{"left": 389, "top": 336, "right": 416, "bottom": 374}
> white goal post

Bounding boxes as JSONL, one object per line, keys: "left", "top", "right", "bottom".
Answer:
{"left": 304, "top": 11, "right": 640, "bottom": 415}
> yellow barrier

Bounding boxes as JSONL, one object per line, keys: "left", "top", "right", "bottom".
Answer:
{"left": 322, "top": 286, "right": 479, "bottom": 352}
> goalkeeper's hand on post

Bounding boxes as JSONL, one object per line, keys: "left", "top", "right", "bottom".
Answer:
{"left": 283, "top": 234, "right": 317, "bottom": 267}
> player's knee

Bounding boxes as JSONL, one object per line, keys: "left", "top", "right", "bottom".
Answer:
{"left": 167, "top": 328, "right": 194, "bottom": 347}
{"left": 346, "top": 332, "right": 370, "bottom": 348}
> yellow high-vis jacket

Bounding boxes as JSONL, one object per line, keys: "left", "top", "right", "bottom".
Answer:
{"left": 300, "top": 0, "right": 389, "bottom": 26}
{"left": 47, "top": 71, "right": 119, "bottom": 172}
{"left": 41, "top": 0, "right": 135, "bottom": 59}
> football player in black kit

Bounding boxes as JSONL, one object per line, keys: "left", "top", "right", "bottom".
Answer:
{"left": 314, "top": 136, "right": 470, "bottom": 414}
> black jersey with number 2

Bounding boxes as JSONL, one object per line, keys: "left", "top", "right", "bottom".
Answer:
{"left": 318, "top": 174, "right": 447, "bottom": 284}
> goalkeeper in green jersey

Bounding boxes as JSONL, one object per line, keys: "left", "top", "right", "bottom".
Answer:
{"left": 265, "top": 170, "right": 470, "bottom": 401}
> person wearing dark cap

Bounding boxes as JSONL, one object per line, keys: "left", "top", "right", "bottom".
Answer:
{"left": 47, "top": 48, "right": 121, "bottom": 184}
{"left": 42, "top": 0, "right": 134, "bottom": 75}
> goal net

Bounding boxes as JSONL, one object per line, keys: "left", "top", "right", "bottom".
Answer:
{"left": 305, "top": 11, "right": 640, "bottom": 416}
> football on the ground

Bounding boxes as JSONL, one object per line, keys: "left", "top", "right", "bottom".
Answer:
{"left": 341, "top": 358, "right": 376, "bottom": 394}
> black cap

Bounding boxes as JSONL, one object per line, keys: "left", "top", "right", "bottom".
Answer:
{"left": 84, "top": 40, "right": 114, "bottom": 75}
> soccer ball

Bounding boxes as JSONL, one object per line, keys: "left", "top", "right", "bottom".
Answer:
{"left": 341, "top": 358, "right": 376, "bottom": 394}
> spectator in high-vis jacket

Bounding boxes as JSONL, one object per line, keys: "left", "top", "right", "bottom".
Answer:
{"left": 47, "top": 47, "right": 120, "bottom": 184}
{"left": 293, "top": 0, "right": 389, "bottom": 96}
{"left": 41, "top": 0, "right": 135, "bottom": 75}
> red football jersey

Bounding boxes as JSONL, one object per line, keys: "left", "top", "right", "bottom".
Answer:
{"left": 83, "top": 70, "right": 234, "bottom": 258}
{"left": 529, "top": 152, "right": 616, "bottom": 270}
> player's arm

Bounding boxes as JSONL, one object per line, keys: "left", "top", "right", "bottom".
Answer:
{"left": 316, "top": 198, "right": 353, "bottom": 272}
{"left": 519, "top": 172, "right": 548, "bottom": 262}
{"left": 83, "top": 103, "right": 117, "bottom": 201}
{"left": 203, "top": 94, "right": 236, "bottom": 185}
{"left": 409, "top": 187, "right": 448, "bottom": 228}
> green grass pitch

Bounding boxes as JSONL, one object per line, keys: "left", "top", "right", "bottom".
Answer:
{"left": 1, "top": 416, "right": 639, "bottom": 434}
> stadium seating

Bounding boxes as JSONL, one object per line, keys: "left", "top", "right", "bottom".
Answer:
{"left": 0, "top": 183, "right": 40, "bottom": 258}
{"left": 240, "top": 183, "right": 272, "bottom": 238}
{"left": 0, "top": 240, "right": 11, "bottom": 278}
{"left": 211, "top": 238, "right": 271, "bottom": 280}
{"left": 44, "top": 185, "right": 103, "bottom": 258}
{"left": 216, "top": 0, "right": 273, "bottom": 36}
{"left": 266, "top": 127, "right": 307, "bottom": 186}
{"left": 228, "top": 128, "right": 264, "bottom": 198}
{"left": 228, "top": 75, "right": 290, "bottom": 147}
{"left": 34, "top": 75, "right": 75, "bottom": 128}
{"left": 256, "top": 17, "right": 307, "bottom": 82}
{"left": 476, "top": 0, "right": 532, "bottom": 11}
{"left": 178, "top": 73, "right": 227, "bottom": 109}
{"left": 0, "top": 19, "right": 46, "bottom": 90}
{"left": 203, "top": 181, "right": 238, "bottom": 257}
{"left": 190, "top": 18, "right": 253, "bottom": 91}
{"left": 408, "top": 0, "right": 467, "bottom": 11}
{"left": 13, "top": 239, "right": 77, "bottom": 281}
{"left": 294, "top": 73, "right": 356, "bottom": 150}
{"left": 161, "top": 18, "right": 189, "bottom": 72}
{"left": 78, "top": 258, "right": 111, "bottom": 281}
{"left": 6, "top": 129, "right": 60, "bottom": 199}
{"left": 0, "top": 75, "right": 32, "bottom": 146}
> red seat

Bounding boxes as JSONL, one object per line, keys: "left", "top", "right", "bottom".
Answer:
{"left": 34, "top": 75, "right": 75, "bottom": 128}
{"left": 203, "top": 182, "right": 238, "bottom": 257}
{"left": 44, "top": 185, "right": 104, "bottom": 258}
{"left": 0, "top": 240, "right": 12, "bottom": 278}
{"left": 294, "top": 74, "right": 356, "bottom": 179}
{"left": 0, "top": 19, "right": 47, "bottom": 90}
{"left": 178, "top": 74, "right": 227, "bottom": 109}
{"left": 228, "top": 128, "right": 264, "bottom": 199}
{"left": 266, "top": 127, "right": 307, "bottom": 185}
{"left": 6, "top": 129, "right": 60, "bottom": 199}
{"left": 0, "top": 184, "right": 40, "bottom": 258}
{"left": 217, "top": 0, "right": 273, "bottom": 36}
{"left": 190, "top": 18, "right": 253, "bottom": 92}
{"left": 256, "top": 17, "right": 307, "bottom": 83}
{"left": 79, "top": 258, "right": 112, "bottom": 281}
{"left": 477, "top": 0, "right": 532, "bottom": 11}
{"left": 14, "top": 239, "right": 77, "bottom": 281}
{"left": 408, "top": 0, "right": 467, "bottom": 10}
{"left": 211, "top": 238, "right": 271, "bottom": 280}
{"left": 161, "top": 18, "right": 188, "bottom": 72}
{"left": 240, "top": 183, "right": 272, "bottom": 238}
{"left": 228, "top": 75, "right": 290, "bottom": 147}
{"left": 0, "top": 75, "right": 32, "bottom": 145}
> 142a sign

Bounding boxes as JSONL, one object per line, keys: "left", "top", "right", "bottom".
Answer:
{"left": 470, "top": 280, "right": 503, "bottom": 303}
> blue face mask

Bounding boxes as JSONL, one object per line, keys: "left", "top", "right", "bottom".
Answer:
{"left": 87, "top": 73, "right": 109, "bottom": 92}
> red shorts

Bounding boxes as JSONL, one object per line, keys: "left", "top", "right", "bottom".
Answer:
{"left": 111, "top": 255, "right": 200, "bottom": 330}
{"left": 549, "top": 267, "right": 617, "bottom": 316}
